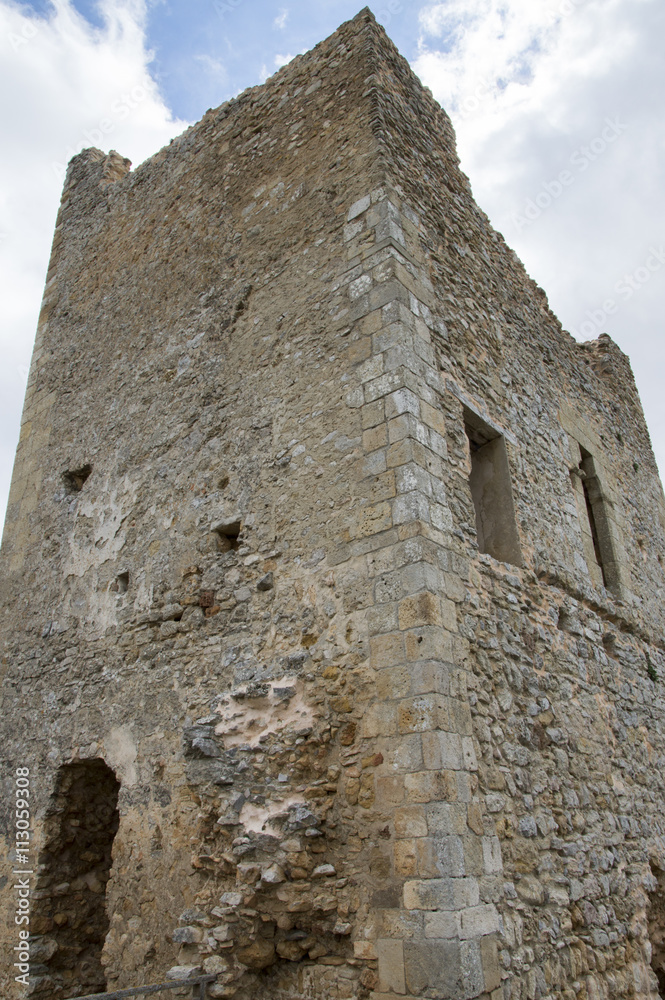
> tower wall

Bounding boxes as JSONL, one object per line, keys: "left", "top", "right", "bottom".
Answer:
{"left": 1, "top": 10, "right": 664, "bottom": 1000}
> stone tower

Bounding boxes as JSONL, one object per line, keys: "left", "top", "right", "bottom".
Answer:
{"left": 1, "top": 9, "right": 665, "bottom": 1000}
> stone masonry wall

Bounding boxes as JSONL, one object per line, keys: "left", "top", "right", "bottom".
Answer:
{"left": 350, "top": 17, "right": 665, "bottom": 1000}
{"left": 0, "top": 9, "right": 664, "bottom": 1000}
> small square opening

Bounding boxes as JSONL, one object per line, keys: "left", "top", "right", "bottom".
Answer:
{"left": 112, "top": 572, "right": 129, "bottom": 594}
{"left": 212, "top": 518, "right": 242, "bottom": 553}
{"left": 63, "top": 464, "right": 92, "bottom": 493}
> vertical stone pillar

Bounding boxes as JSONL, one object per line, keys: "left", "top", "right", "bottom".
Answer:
{"left": 335, "top": 187, "right": 504, "bottom": 1000}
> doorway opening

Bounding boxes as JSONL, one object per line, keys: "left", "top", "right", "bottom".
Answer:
{"left": 648, "top": 864, "right": 665, "bottom": 998}
{"left": 32, "top": 759, "right": 120, "bottom": 998}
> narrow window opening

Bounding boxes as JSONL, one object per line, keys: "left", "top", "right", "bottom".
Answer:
{"left": 212, "top": 517, "right": 242, "bottom": 553}
{"left": 32, "top": 760, "right": 120, "bottom": 998}
{"left": 63, "top": 465, "right": 92, "bottom": 493}
{"left": 580, "top": 467, "right": 606, "bottom": 584}
{"left": 574, "top": 447, "right": 620, "bottom": 594}
{"left": 464, "top": 410, "right": 522, "bottom": 567}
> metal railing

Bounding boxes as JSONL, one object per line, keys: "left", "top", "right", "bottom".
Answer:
{"left": 68, "top": 974, "right": 217, "bottom": 1000}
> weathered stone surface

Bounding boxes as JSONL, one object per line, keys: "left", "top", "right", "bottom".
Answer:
{"left": 1, "top": 7, "right": 664, "bottom": 1000}
{"left": 237, "top": 939, "right": 276, "bottom": 969}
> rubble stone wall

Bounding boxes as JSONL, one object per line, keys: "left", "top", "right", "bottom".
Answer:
{"left": 1, "top": 9, "right": 664, "bottom": 1000}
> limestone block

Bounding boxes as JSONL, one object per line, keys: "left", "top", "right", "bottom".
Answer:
{"left": 363, "top": 448, "right": 388, "bottom": 476}
{"left": 385, "top": 389, "right": 420, "bottom": 419}
{"left": 361, "top": 701, "right": 399, "bottom": 738}
{"left": 404, "top": 770, "right": 438, "bottom": 803}
{"left": 403, "top": 939, "right": 462, "bottom": 999}
{"left": 357, "top": 502, "right": 393, "bottom": 539}
{"left": 416, "top": 834, "right": 466, "bottom": 879}
{"left": 377, "top": 938, "right": 406, "bottom": 995}
{"left": 430, "top": 501, "right": 454, "bottom": 532}
{"left": 420, "top": 399, "right": 447, "bottom": 438}
{"left": 480, "top": 935, "right": 502, "bottom": 993}
{"left": 395, "top": 462, "right": 432, "bottom": 497}
{"left": 398, "top": 592, "right": 441, "bottom": 629}
{"left": 382, "top": 733, "right": 424, "bottom": 772}
{"left": 376, "top": 664, "right": 412, "bottom": 700}
{"left": 358, "top": 354, "right": 385, "bottom": 383}
{"left": 347, "top": 194, "right": 370, "bottom": 221}
{"left": 482, "top": 837, "right": 503, "bottom": 875}
{"left": 365, "top": 373, "right": 405, "bottom": 404}
{"left": 422, "top": 730, "right": 463, "bottom": 771}
{"left": 459, "top": 939, "right": 486, "bottom": 1000}
{"left": 362, "top": 399, "right": 386, "bottom": 430}
{"left": 423, "top": 911, "right": 457, "bottom": 939}
{"left": 367, "top": 601, "right": 399, "bottom": 635}
{"left": 461, "top": 736, "right": 478, "bottom": 770}
{"left": 409, "top": 660, "right": 451, "bottom": 696}
{"left": 394, "top": 838, "right": 418, "bottom": 877}
{"left": 403, "top": 876, "right": 479, "bottom": 911}
{"left": 405, "top": 626, "right": 453, "bottom": 662}
{"left": 398, "top": 694, "right": 449, "bottom": 734}
{"left": 370, "top": 632, "right": 407, "bottom": 670}
{"left": 394, "top": 805, "right": 428, "bottom": 838}
{"left": 458, "top": 904, "right": 501, "bottom": 940}
{"left": 426, "top": 801, "right": 470, "bottom": 836}
{"left": 375, "top": 774, "right": 405, "bottom": 809}
{"left": 364, "top": 424, "right": 389, "bottom": 453}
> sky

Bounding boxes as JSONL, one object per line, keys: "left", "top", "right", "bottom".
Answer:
{"left": 1, "top": 0, "right": 663, "bottom": 529}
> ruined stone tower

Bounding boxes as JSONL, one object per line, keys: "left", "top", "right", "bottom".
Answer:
{"left": 2, "top": 8, "right": 665, "bottom": 1000}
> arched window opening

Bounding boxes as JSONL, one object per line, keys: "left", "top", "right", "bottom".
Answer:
{"left": 31, "top": 759, "right": 120, "bottom": 998}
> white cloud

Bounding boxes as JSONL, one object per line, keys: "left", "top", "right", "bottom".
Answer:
{"left": 274, "top": 52, "right": 296, "bottom": 69}
{"left": 274, "top": 8, "right": 289, "bottom": 30}
{"left": 194, "top": 52, "right": 230, "bottom": 87}
{"left": 0, "top": 0, "right": 189, "bottom": 528}
{"left": 259, "top": 52, "right": 297, "bottom": 84}
{"left": 414, "top": 0, "right": 665, "bottom": 475}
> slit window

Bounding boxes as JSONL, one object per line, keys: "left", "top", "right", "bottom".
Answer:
{"left": 464, "top": 410, "right": 522, "bottom": 567}
{"left": 572, "top": 446, "right": 619, "bottom": 593}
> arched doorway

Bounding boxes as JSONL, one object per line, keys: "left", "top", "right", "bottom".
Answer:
{"left": 31, "top": 759, "right": 120, "bottom": 998}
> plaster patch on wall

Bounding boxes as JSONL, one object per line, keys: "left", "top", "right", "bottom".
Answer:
{"left": 239, "top": 796, "right": 306, "bottom": 835}
{"left": 214, "top": 678, "right": 316, "bottom": 748}
{"left": 104, "top": 725, "right": 138, "bottom": 786}
{"left": 65, "top": 487, "right": 130, "bottom": 579}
